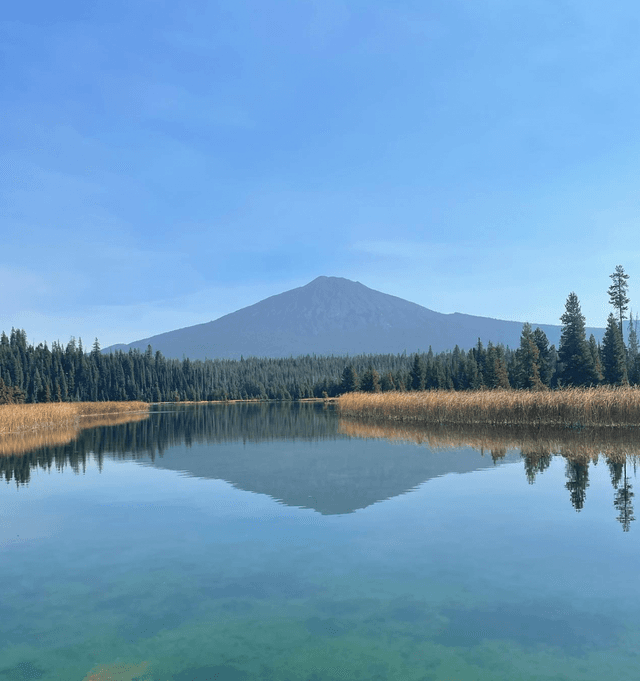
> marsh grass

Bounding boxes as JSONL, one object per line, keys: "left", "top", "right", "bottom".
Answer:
{"left": 0, "top": 401, "right": 149, "bottom": 437}
{"left": 338, "top": 388, "right": 640, "bottom": 429}
{"left": 0, "top": 412, "right": 150, "bottom": 457}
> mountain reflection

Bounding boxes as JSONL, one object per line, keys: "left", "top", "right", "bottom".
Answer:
{"left": 340, "top": 418, "right": 638, "bottom": 530}
{"left": 1, "top": 402, "right": 637, "bottom": 529}
{"left": 0, "top": 403, "right": 339, "bottom": 486}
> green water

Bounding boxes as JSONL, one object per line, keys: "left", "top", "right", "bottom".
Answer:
{"left": 1, "top": 403, "right": 639, "bottom": 680}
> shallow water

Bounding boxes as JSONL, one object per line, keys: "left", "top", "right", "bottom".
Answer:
{"left": 1, "top": 403, "right": 639, "bottom": 680}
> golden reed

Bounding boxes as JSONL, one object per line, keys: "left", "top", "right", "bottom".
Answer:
{"left": 0, "top": 401, "right": 149, "bottom": 436}
{"left": 337, "top": 388, "right": 640, "bottom": 428}
{"left": 0, "top": 411, "right": 150, "bottom": 457}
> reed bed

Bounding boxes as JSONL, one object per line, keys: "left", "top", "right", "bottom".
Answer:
{"left": 337, "top": 388, "right": 640, "bottom": 428}
{"left": 0, "top": 401, "right": 149, "bottom": 436}
{"left": 339, "top": 418, "right": 640, "bottom": 464}
{"left": 0, "top": 412, "right": 150, "bottom": 457}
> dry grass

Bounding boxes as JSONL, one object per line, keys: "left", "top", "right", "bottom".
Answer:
{"left": 338, "top": 418, "right": 640, "bottom": 464}
{"left": 0, "top": 412, "right": 150, "bottom": 457}
{"left": 338, "top": 388, "right": 640, "bottom": 428}
{"left": 0, "top": 401, "right": 149, "bottom": 436}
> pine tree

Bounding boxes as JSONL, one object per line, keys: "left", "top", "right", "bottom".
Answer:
{"left": 360, "top": 366, "right": 381, "bottom": 393}
{"left": 465, "top": 351, "right": 482, "bottom": 389}
{"left": 515, "top": 323, "right": 544, "bottom": 390}
{"left": 485, "top": 343, "right": 510, "bottom": 389}
{"left": 380, "top": 372, "right": 396, "bottom": 392}
{"left": 557, "top": 292, "right": 599, "bottom": 387}
{"left": 409, "top": 354, "right": 426, "bottom": 391}
{"left": 608, "top": 265, "right": 630, "bottom": 333}
{"left": 341, "top": 365, "right": 359, "bottom": 393}
{"left": 532, "top": 328, "right": 552, "bottom": 386}
{"left": 627, "top": 313, "right": 639, "bottom": 384}
{"left": 588, "top": 334, "right": 603, "bottom": 384}
{"left": 601, "top": 313, "right": 628, "bottom": 385}
{"left": 473, "top": 339, "right": 487, "bottom": 386}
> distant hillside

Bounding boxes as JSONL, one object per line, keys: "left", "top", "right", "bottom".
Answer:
{"left": 104, "top": 276, "right": 604, "bottom": 360}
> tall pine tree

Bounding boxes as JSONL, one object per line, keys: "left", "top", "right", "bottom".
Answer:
{"left": 608, "top": 265, "right": 630, "bottom": 333}
{"left": 601, "top": 313, "right": 628, "bottom": 385}
{"left": 515, "top": 323, "right": 544, "bottom": 390}
{"left": 557, "top": 292, "right": 599, "bottom": 387}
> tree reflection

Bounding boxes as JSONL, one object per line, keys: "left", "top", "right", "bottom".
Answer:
{"left": 607, "top": 458, "right": 624, "bottom": 489}
{"left": 2, "top": 405, "right": 639, "bottom": 530}
{"left": 565, "top": 459, "right": 590, "bottom": 512}
{"left": 614, "top": 460, "right": 635, "bottom": 532}
{"left": 522, "top": 450, "right": 553, "bottom": 485}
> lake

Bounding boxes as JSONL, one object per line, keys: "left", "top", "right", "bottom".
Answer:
{"left": 1, "top": 402, "right": 639, "bottom": 680}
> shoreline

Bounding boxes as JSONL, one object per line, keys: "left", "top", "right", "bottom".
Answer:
{"left": 337, "top": 387, "right": 640, "bottom": 429}
{"left": 0, "top": 401, "right": 150, "bottom": 436}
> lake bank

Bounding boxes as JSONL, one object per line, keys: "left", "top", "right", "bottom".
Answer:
{"left": 0, "top": 401, "right": 150, "bottom": 436}
{"left": 337, "top": 387, "right": 640, "bottom": 428}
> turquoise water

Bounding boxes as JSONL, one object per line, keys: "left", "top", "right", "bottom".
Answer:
{"left": 1, "top": 403, "right": 639, "bottom": 680}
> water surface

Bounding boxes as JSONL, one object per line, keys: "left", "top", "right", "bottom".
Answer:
{"left": 1, "top": 403, "right": 639, "bottom": 680}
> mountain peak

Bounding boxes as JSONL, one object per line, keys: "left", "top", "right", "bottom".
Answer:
{"left": 305, "top": 275, "right": 363, "bottom": 288}
{"left": 103, "top": 278, "right": 604, "bottom": 360}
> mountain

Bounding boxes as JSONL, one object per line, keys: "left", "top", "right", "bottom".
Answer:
{"left": 104, "top": 276, "right": 604, "bottom": 360}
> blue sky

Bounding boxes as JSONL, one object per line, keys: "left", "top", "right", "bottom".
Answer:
{"left": 2, "top": 0, "right": 640, "bottom": 348}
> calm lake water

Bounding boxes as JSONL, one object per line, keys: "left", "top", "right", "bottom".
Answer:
{"left": 1, "top": 402, "right": 640, "bottom": 681}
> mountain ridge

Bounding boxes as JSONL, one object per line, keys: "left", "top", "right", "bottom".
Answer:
{"left": 104, "top": 276, "right": 604, "bottom": 360}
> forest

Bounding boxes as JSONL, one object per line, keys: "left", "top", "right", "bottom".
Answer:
{"left": 0, "top": 267, "right": 637, "bottom": 404}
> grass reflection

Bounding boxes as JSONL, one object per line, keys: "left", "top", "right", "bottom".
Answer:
{"left": 0, "top": 412, "right": 150, "bottom": 457}
{"left": 340, "top": 418, "right": 638, "bottom": 528}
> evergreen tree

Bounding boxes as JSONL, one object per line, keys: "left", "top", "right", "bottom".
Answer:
{"left": 465, "top": 351, "right": 482, "bottom": 389}
{"left": 360, "top": 366, "right": 381, "bottom": 393}
{"left": 341, "top": 365, "right": 359, "bottom": 393}
{"left": 409, "top": 354, "right": 426, "bottom": 391}
{"left": 587, "top": 335, "right": 604, "bottom": 384}
{"left": 473, "top": 339, "right": 487, "bottom": 386}
{"left": 601, "top": 313, "right": 628, "bottom": 385}
{"left": 557, "top": 292, "right": 599, "bottom": 387}
{"left": 485, "top": 343, "right": 510, "bottom": 389}
{"left": 627, "top": 313, "right": 639, "bottom": 384}
{"left": 380, "top": 372, "right": 396, "bottom": 392}
{"left": 0, "top": 376, "right": 26, "bottom": 404}
{"left": 608, "top": 265, "right": 630, "bottom": 333}
{"left": 532, "top": 328, "right": 552, "bottom": 386}
{"left": 514, "top": 323, "right": 544, "bottom": 390}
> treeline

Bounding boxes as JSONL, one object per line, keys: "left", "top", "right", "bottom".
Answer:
{"left": 0, "top": 330, "right": 420, "bottom": 403}
{"left": 0, "top": 266, "right": 637, "bottom": 403}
